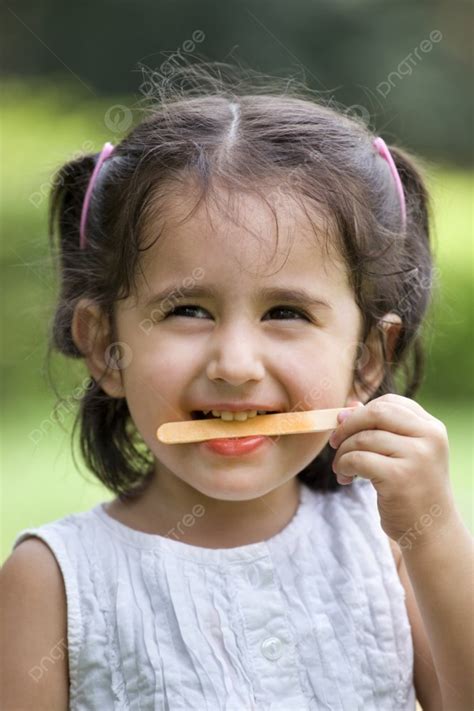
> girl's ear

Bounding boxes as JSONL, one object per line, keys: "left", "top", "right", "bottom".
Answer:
{"left": 347, "top": 312, "right": 402, "bottom": 404}
{"left": 71, "top": 299, "right": 126, "bottom": 398}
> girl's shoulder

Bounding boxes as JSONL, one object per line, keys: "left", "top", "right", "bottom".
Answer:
{"left": 11, "top": 504, "right": 106, "bottom": 561}
{"left": 3, "top": 504, "right": 109, "bottom": 708}
{"left": 0, "top": 537, "right": 69, "bottom": 710}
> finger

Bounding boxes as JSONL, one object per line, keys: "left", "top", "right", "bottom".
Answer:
{"left": 367, "top": 393, "right": 435, "bottom": 422}
{"left": 332, "top": 430, "right": 410, "bottom": 467}
{"left": 331, "top": 401, "right": 429, "bottom": 449}
{"left": 342, "top": 394, "right": 430, "bottom": 422}
{"left": 332, "top": 449, "right": 392, "bottom": 484}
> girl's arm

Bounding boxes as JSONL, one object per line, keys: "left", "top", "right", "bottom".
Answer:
{"left": 0, "top": 538, "right": 69, "bottom": 710}
{"left": 390, "top": 537, "right": 443, "bottom": 710}
{"left": 330, "top": 394, "right": 474, "bottom": 711}
{"left": 395, "top": 515, "right": 474, "bottom": 710}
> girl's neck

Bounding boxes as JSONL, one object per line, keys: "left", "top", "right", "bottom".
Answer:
{"left": 104, "top": 472, "right": 301, "bottom": 549}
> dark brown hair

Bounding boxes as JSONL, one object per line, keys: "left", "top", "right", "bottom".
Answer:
{"left": 46, "top": 62, "right": 436, "bottom": 500}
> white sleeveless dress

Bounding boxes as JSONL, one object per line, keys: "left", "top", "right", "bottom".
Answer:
{"left": 12, "top": 478, "right": 416, "bottom": 710}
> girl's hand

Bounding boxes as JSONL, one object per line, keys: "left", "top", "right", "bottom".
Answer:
{"left": 329, "top": 393, "right": 459, "bottom": 548}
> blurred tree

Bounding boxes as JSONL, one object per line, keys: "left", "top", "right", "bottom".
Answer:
{"left": 2, "top": 0, "right": 473, "bottom": 163}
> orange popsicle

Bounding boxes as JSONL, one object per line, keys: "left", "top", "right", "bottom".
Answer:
{"left": 156, "top": 407, "right": 357, "bottom": 444}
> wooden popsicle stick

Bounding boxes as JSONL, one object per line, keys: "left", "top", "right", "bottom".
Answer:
{"left": 156, "top": 406, "right": 358, "bottom": 444}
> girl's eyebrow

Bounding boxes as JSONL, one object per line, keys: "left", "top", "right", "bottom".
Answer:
{"left": 143, "top": 285, "right": 333, "bottom": 310}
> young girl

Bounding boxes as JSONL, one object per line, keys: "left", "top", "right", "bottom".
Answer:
{"left": 2, "top": 65, "right": 472, "bottom": 711}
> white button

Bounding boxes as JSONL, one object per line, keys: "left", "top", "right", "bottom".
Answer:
{"left": 261, "top": 636, "right": 283, "bottom": 660}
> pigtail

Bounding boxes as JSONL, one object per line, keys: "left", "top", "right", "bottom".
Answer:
{"left": 46, "top": 149, "right": 155, "bottom": 499}
{"left": 369, "top": 144, "right": 435, "bottom": 399}
{"left": 388, "top": 144, "right": 431, "bottom": 237}
{"left": 48, "top": 153, "right": 97, "bottom": 357}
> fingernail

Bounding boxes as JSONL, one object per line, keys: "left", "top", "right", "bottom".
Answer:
{"left": 337, "top": 410, "right": 351, "bottom": 424}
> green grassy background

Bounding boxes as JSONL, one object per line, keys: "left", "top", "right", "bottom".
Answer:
{"left": 1, "top": 81, "right": 473, "bottom": 562}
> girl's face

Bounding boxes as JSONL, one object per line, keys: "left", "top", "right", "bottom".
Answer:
{"left": 106, "top": 184, "right": 366, "bottom": 502}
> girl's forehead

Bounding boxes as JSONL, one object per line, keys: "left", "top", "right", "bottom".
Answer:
{"left": 139, "top": 182, "right": 347, "bottom": 289}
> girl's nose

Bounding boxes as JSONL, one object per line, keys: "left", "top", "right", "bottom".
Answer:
{"left": 206, "top": 328, "right": 266, "bottom": 385}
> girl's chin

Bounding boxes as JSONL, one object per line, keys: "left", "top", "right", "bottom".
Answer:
{"left": 182, "top": 470, "right": 279, "bottom": 502}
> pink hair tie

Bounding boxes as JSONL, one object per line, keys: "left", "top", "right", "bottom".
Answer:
{"left": 79, "top": 141, "right": 115, "bottom": 250}
{"left": 373, "top": 137, "right": 407, "bottom": 231}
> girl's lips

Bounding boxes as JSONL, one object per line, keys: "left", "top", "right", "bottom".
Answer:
{"left": 200, "top": 435, "right": 272, "bottom": 456}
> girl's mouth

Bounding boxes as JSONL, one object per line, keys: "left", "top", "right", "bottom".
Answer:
{"left": 191, "top": 411, "right": 279, "bottom": 455}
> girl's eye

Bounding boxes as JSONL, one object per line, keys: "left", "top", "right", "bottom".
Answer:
{"left": 164, "top": 305, "right": 310, "bottom": 321}
{"left": 265, "top": 306, "right": 309, "bottom": 321}
{"left": 164, "top": 305, "right": 210, "bottom": 319}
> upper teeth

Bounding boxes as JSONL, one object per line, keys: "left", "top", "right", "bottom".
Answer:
{"left": 204, "top": 409, "right": 268, "bottom": 421}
